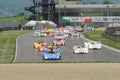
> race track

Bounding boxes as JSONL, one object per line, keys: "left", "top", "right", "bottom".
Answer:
{"left": 14, "top": 32, "right": 120, "bottom": 62}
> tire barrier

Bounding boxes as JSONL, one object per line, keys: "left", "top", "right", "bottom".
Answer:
{"left": 105, "top": 27, "right": 120, "bottom": 41}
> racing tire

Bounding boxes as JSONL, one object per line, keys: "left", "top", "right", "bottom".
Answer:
{"left": 33, "top": 46, "right": 35, "bottom": 49}
{"left": 98, "top": 48, "right": 101, "bottom": 50}
{"left": 43, "top": 56, "right": 46, "bottom": 60}
{"left": 59, "top": 56, "right": 61, "bottom": 60}
{"left": 73, "top": 52, "right": 75, "bottom": 54}
{"left": 53, "top": 43, "right": 56, "bottom": 46}
{"left": 62, "top": 43, "right": 65, "bottom": 46}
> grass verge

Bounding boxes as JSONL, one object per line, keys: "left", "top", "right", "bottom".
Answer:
{"left": 0, "top": 16, "right": 28, "bottom": 21}
{"left": 83, "top": 30, "right": 120, "bottom": 50}
{"left": 0, "top": 30, "right": 32, "bottom": 63}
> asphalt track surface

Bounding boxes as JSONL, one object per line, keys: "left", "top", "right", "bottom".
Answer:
{"left": 14, "top": 32, "right": 120, "bottom": 63}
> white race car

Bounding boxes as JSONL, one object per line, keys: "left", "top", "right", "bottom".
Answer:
{"left": 84, "top": 40, "right": 101, "bottom": 50}
{"left": 73, "top": 45, "right": 88, "bottom": 54}
{"left": 71, "top": 32, "right": 80, "bottom": 37}
{"left": 33, "top": 30, "right": 41, "bottom": 36}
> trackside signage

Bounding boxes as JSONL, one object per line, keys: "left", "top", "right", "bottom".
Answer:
{"left": 62, "top": 16, "right": 120, "bottom": 22}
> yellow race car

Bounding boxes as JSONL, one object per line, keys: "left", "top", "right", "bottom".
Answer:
{"left": 48, "top": 28, "right": 54, "bottom": 33}
{"left": 34, "top": 42, "right": 41, "bottom": 49}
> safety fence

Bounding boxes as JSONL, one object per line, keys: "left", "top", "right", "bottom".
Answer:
{"left": 0, "top": 21, "right": 21, "bottom": 32}
{"left": 105, "top": 27, "right": 120, "bottom": 41}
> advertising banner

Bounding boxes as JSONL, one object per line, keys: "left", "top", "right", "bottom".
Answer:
{"left": 62, "top": 16, "right": 120, "bottom": 23}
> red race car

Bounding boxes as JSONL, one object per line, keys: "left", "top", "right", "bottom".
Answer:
{"left": 49, "top": 32, "right": 56, "bottom": 37}
{"left": 53, "top": 38, "right": 65, "bottom": 46}
{"left": 75, "top": 26, "right": 84, "bottom": 32}
{"left": 38, "top": 42, "right": 47, "bottom": 52}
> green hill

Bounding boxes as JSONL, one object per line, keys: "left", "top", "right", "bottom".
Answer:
{"left": 0, "top": 0, "right": 120, "bottom": 17}
{"left": 0, "top": 0, "right": 32, "bottom": 17}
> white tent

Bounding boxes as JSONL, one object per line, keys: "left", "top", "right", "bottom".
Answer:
{"left": 37, "top": 20, "right": 57, "bottom": 28}
{"left": 40, "top": 20, "right": 47, "bottom": 24}
{"left": 24, "top": 20, "right": 38, "bottom": 26}
{"left": 47, "top": 21, "right": 57, "bottom": 27}
{"left": 24, "top": 20, "right": 57, "bottom": 30}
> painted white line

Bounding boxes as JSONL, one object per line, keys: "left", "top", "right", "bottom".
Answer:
{"left": 13, "top": 32, "right": 33, "bottom": 63}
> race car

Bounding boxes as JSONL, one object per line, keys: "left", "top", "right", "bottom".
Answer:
{"left": 33, "top": 41, "right": 47, "bottom": 52}
{"left": 64, "top": 29, "right": 71, "bottom": 33}
{"left": 84, "top": 40, "right": 101, "bottom": 50}
{"left": 49, "top": 32, "right": 56, "bottom": 37}
{"left": 43, "top": 45, "right": 61, "bottom": 60}
{"left": 48, "top": 28, "right": 54, "bottom": 33}
{"left": 38, "top": 30, "right": 48, "bottom": 37}
{"left": 38, "top": 42, "right": 47, "bottom": 52}
{"left": 54, "top": 33, "right": 65, "bottom": 39}
{"left": 33, "top": 42, "right": 41, "bottom": 49}
{"left": 73, "top": 45, "right": 88, "bottom": 54}
{"left": 71, "top": 31, "right": 80, "bottom": 37}
{"left": 33, "top": 30, "right": 41, "bottom": 36}
{"left": 75, "top": 26, "right": 84, "bottom": 32}
{"left": 59, "top": 27, "right": 65, "bottom": 32}
{"left": 53, "top": 38, "right": 65, "bottom": 46}
{"left": 63, "top": 32, "right": 70, "bottom": 38}
{"left": 85, "top": 27, "right": 92, "bottom": 31}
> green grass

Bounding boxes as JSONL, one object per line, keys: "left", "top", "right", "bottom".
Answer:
{"left": 0, "top": 16, "right": 29, "bottom": 25}
{"left": 0, "top": 30, "right": 32, "bottom": 63}
{"left": 82, "top": 12, "right": 104, "bottom": 16}
{"left": 0, "top": 16, "right": 26, "bottom": 21}
{"left": 83, "top": 30, "right": 120, "bottom": 49}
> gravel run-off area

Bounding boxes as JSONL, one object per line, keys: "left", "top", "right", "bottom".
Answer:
{"left": 0, "top": 63, "right": 120, "bottom": 80}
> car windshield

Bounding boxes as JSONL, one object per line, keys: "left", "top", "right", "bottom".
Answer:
{"left": 40, "top": 31, "right": 47, "bottom": 33}
{"left": 48, "top": 45, "right": 57, "bottom": 49}
{"left": 56, "top": 34, "right": 64, "bottom": 36}
{"left": 34, "top": 30, "right": 40, "bottom": 32}
{"left": 54, "top": 39, "right": 63, "bottom": 41}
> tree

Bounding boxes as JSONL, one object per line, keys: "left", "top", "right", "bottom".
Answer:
{"left": 112, "top": 12, "right": 120, "bottom": 16}
{"left": 16, "top": 12, "right": 25, "bottom": 16}
{"left": 103, "top": 0, "right": 112, "bottom": 4}
{"left": 91, "top": 2, "right": 96, "bottom": 4}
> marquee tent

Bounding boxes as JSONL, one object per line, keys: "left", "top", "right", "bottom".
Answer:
{"left": 24, "top": 20, "right": 57, "bottom": 28}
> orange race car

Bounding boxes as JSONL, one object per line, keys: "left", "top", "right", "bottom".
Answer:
{"left": 34, "top": 42, "right": 47, "bottom": 52}
{"left": 39, "top": 42, "right": 47, "bottom": 52}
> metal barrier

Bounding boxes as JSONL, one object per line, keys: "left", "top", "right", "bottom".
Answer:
{"left": 0, "top": 21, "right": 21, "bottom": 31}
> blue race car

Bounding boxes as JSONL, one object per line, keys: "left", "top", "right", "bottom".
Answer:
{"left": 43, "top": 45, "right": 61, "bottom": 60}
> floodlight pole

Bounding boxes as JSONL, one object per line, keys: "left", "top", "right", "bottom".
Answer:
{"left": 36, "top": 0, "right": 39, "bottom": 21}
{"left": 58, "top": 0, "right": 61, "bottom": 27}
{"left": 64, "top": 5, "right": 66, "bottom": 27}
{"left": 48, "top": 0, "right": 50, "bottom": 21}
{"left": 107, "top": 4, "right": 109, "bottom": 27}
